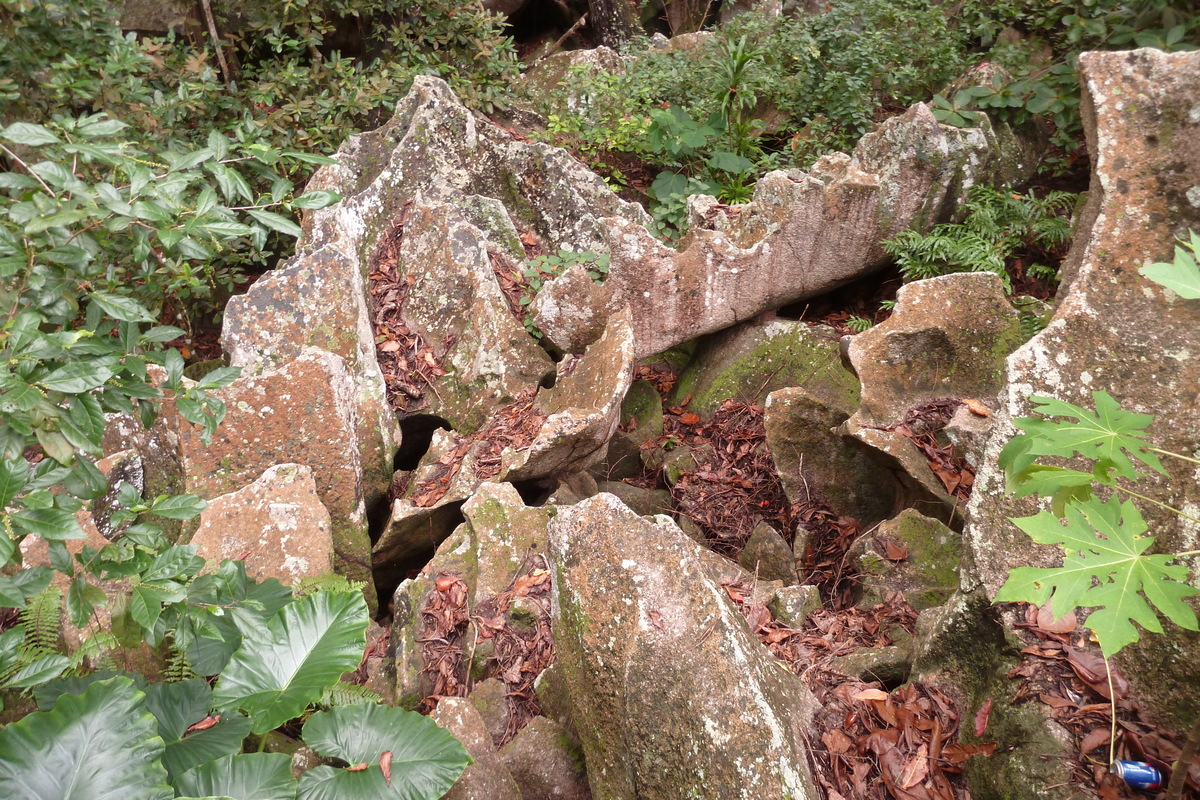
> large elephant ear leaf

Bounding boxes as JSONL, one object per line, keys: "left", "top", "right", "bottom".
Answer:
{"left": 174, "top": 753, "right": 295, "bottom": 800}
{"left": 211, "top": 590, "right": 369, "bottom": 733}
{"left": 143, "top": 678, "right": 253, "bottom": 781}
{"left": 0, "top": 675, "right": 173, "bottom": 800}
{"left": 298, "top": 704, "right": 471, "bottom": 800}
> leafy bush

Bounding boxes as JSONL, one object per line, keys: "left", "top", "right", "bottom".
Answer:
{"left": 882, "top": 186, "right": 1077, "bottom": 292}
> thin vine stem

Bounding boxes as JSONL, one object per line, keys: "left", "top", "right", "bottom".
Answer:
{"left": 1104, "top": 656, "right": 1117, "bottom": 765}
{"left": 1150, "top": 447, "right": 1200, "bottom": 468}
{"left": 1113, "top": 485, "right": 1200, "bottom": 526}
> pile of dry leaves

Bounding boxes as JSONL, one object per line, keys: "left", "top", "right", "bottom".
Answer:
{"left": 405, "top": 390, "right": 547, "bottom": 508}
{"left": 1008, "top": 602, "right": 1200, "bottom": 799}
{"left": 871, "top": 398, "right": 980, "bottom": 502}
{"left": 369, "top": 204, "right": 456, "bottom": 414}
{"left": 416, "top": 558, "right": 555, "bottom": 746}
{"left": 658, "top": 398, "right": 796, "bottom": 557}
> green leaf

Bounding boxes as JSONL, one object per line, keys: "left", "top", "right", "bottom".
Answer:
{"left": 10, "top": 507, "right": 84, "bottom": 540}
{"left": 291, "top": 191, "right": 341, "bottom": 210}
{"left": 212, "top": 591, "right": 369, "bottom": 733}
{"left": 39, "top": 360, "right": 115, "bottom": 394}
{"left": 147, "top": 494, "right": 208, "bottom": 520}
{"left": 0, "top": 454, "right": 30, "bottom": 508}
{"left": 2, "top": 653, "right": 71, "bottom": 689}
{"left": 1014, "top": 391, "right": 1163, "bottom": 480}
{"left": 89, "top": 291, "right": 157, "bottom": 323}
{"left": 0, "top": 676, "right": 173, "bottom": 800}
{"left": 1140, "top": 240, "right": 1200, "bottom": 299}
{"left": 67, "top": 574, "right": 108, "bottom": 626}
{"left": 25, "top": 208, "right": 90, "bottom": 235}
{"left": 298, "top": 704, "right": 471, "bottom": 800}
{"left": 143, "top": 679, "right": 253, "bottom": 781}
{"left": 280, "top": 150, "right": 338, "bottom": 165}
{"left": 706, "top": 151, "right": 754, "bottom": 174}
{"left": 996, "top": 494, "right": 1199, "bottom": 657}
{"left": 245, "top": 209, "right": 302, "bottom": 238}
{"left": 175, "top": 753, "right": 296, "bottom": 800}
{"left": 1, "top": 123, "right": 61, "bottom": 147}
{"left": 141, "top": 544, "right": 204, "bottom": 581}
{"left": 194, "top": 366, "right": 241, "bottom": 391}
{"left": 76, "top": 118, "right": 127, "bottom": 138}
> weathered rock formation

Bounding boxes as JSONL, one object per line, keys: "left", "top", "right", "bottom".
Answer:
{"left": 966, "top": 47, "right": 1200, "bottom": 729}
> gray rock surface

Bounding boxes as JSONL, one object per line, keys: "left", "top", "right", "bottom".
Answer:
{"left": 966, "top": 48, "right": 1200, "bottom": 729}
{"left": 548, "top": 493, "right": 817, "bottom": 799}
{"left": 500, "top": 716, "right": 591, "bottom": 800}
{"left": 431, "top": 698, "right": 522, "bottom": 800}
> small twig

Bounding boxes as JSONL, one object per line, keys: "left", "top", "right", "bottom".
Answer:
{"left": 198, "top": 0, "right": 235, "bottom": 89}
{"left": 540, "top": 12, "right": 587, "bottom": 62}
{"left": 0, "top": 142, "right": 55, "bottom": 196}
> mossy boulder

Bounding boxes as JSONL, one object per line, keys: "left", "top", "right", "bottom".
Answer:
{"left": 858, "top": 509, "right": 962, "bottom": 612}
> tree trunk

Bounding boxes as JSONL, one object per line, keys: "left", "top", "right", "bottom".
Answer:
{"left": 587, "top": 0, "right": 639, "bottom": 49}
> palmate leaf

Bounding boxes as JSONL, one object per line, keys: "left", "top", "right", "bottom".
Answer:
{"left": 212, "top": 590, "right": 368, "bottom": 733}
{"left": 0, "top": 676, "right": 173, "bottom": 800}
{"left": 996, "top": 494, "right": 1198, "bottom": 657}
{"left": 298, "top": 704, "right": 471, "bottom": 800}
{"left": 1011, "top": 391, "right": 1163, "bottom": 481}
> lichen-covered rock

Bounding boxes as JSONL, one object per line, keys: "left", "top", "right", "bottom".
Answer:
{"left": 548, "top": 493, "right": 817, "bottom": 800}
{"left": 966, "top": 48, "right": 1200, "bottom": 729}
{"left": 847, "top": 273, "right": 1022, "bottom": 426}
{"left": 170, "top": 347, "right": 374, "bottom": 591}
{"left": 769, "top": 585, "right": 822, "bottom": 628}
{"left": 388, "top": 200, "right": 555, "bottom": 432}
{"left": 910, "top": 592, "right": 1073, "bottom": 800}
{"left": 534, "top": 102, "right": 1033, "bottom": 358}
{"left": 764, "top": 386, "right": 900, "bottom": 527}
{"left": 189, "top": 463, "right": 333, "bottom": 586}
{"left": 593, "top": 481, "right": 672, "bottom": 517}
{"left": 500, "top": 716, "right": 591, "bottom": 800}
{"left": 430, "top": 698, "right": 522, "bottom": 800}
{"left": 669, "top": 318, "right": 858, "bottom": 418}
{"left": 858, "top": 509, "right": 961, "bottom": 612}
{"left": 738, "top": 521, "right": 799, "bottom": 585}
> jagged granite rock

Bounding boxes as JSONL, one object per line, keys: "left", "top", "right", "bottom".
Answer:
{"left": 847, "top": 273, "right": 1022, "bottom": 426}
{"left": 548, "top": 493, "right": 817, "bottom": 799}
{"left": 966, "top": 48, "right": 1200, "bottom": 729}
{"left": 374, "top": 310, "right": 634, "bottom": 577}
{"left": 858, "top": 509, "right": 961, "bottom": 612}
{"left": 190, "top": 463, "right": 333, "bottom": 586}
{"left": 391, "top": 483, "right": 553, "bottom": 709}
{"left": 500, "top": 716, "right": 591, "bottom": 800}
{"left": 431, "top": 698, "right": 522, "bottom": 800}
{"left": 534, "top": 102, "right": 1035, "bottom": 358}
{"left": 382, "top": 200, "right": 555, "bottom": 432}
{"left": 669, "top": 318, "right": 858, "bottom": 418}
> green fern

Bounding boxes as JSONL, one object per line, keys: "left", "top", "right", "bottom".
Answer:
{"left": 320, "top": 680, "right": 382, "bottom": 708}
{"left": 20, "top": 586, "right": 63, "bottom": 659}
{"left": 71, "top": 631, "right": 118, "bottom": 673}
{"left": 292, "top": 573, "right": 368, "bottom": 599}
{"left": 163, "top": 642, "right": 197, "bottom": 683}
{"left": 883, "top": 185, "right": 1079, "bottom": 292}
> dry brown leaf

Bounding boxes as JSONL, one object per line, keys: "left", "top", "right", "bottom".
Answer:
{"left": 680, "top": 412, "right": 701, "bottom": 426}
{"left": 379, "top": 340, "right": 401, "bottom": 353}
{"left": 1036, "top": 602, "right": 1078, "bottom": 633}
{"left": 962, "top": 398, "right": 992, "bottom": 417}
{"left": 974, "top": 698, "right": 992, "bottom": 737}
{"left": 823, "top": 729, "right": 854, "bottom": 754}
{"left": 380, "top": 751, "right": 393, "bottom": 786}
{"left": 853, "top": 688, "right": 891, "bottom": 702}
{"left": 346, "top": 762, "right": 369, "bottom": 772}
{"left": 1079, "top": 727, "right": 1111, "bottom": 755}
{"left": 184, "top": 715, "right": 220, "bottom": 736}
{"left": 898, "top": 744, "right": 929, "bottom": 789}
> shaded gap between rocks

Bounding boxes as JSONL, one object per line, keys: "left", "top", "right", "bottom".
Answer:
{"left": 376, "top": 501, "right": 467, "bottom": 616}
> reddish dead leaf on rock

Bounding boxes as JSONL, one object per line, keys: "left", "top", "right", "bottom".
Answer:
{"left": 1067, "top": 647, "right": 1129, "bottom": 700}
{"left": 435, "top": 575, "right": 459, "bottom": 592}
{"left": 823, "top": 729, "right": 854, "bottom": 754}
{"left": 880, "top": 539, "right": 909, "bottom": 562}
{"left": 185, "top": 715, "right": 220, "bottom": 736}
{"left": 723, "top": 584, "right": 747, "bottom": 603}
{"left": 380, "top": 751, "right": 393, "bottom": 786}
{"left": 1036, "top": 602, "right": 1078, "bottom": 633}
{"left": 853, "top": 688, "right": 891, "bottom": 702}
{"left": 962, "top": 398, "right": 991, "bottom": 417}
{"left": 511, "top": 569, "right": 550, "bottom": 597}
{"left": 679, "top": 412, "right": 701, "bottom": 426}
{"left": 234, "top": 550, "right": 251, "bottom": 561}
{"left": 974, "top": 698, "right": 992, "bottom": 737}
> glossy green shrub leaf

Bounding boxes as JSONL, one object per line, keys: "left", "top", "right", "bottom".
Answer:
{"left": 298, "top": 704, "right": 471, "bottom": 800}
{"left": 0, "top": 676, "right": 173, "bottom": 800}
{"left": 175, "top": 753, "right": 295, "bottom": 800}
{"left": 291, "top": 190, "right": 341, "bottom": 210}
{"left": 212, "top": 590, "right": 369, "bottom": 733}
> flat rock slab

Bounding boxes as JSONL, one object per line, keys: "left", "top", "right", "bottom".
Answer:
{"left": 190, "top": 463, "right": 333, "bottom": 586}
{"left": 548, "top": 493, "right": 817, "bottom": 800}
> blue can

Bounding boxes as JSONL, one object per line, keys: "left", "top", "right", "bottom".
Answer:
{"left": 1110, "top": 760, "right": 1163, "bottom": 791}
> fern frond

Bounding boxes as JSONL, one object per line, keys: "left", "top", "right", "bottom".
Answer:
{"left": 163, "top": 643, "right": 197, "bottom": 683}
{"left": 20, "top": 587, "right": 63, "bottom": 659}
{"left": 321, "top": 680, "right": 382, "bottom": 708}
{"left": 293, "top": 573, "right": 368, "bottom": 599}
{"left": 71, "top": 631, "right": 118, "bottom": 673}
